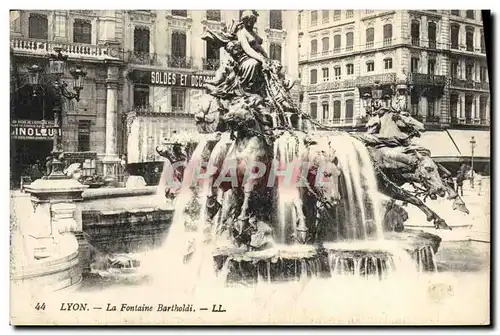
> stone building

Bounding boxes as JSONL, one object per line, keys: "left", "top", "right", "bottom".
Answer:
{"left": 9, "top": 9, "right": 299, "bottom": 186}
{"left": 297, "top": 10, "right": 490, "bottom": 172}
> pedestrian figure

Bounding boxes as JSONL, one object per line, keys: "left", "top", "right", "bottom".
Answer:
{"left": 456, "top": 171, "right": 464, "bottom": 197}
{"left": 475, "top": 172, "right": 482, "bottom": 196}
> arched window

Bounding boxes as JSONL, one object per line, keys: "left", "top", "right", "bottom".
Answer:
{"left": 450, "top": 24, "right": 460, "bottom": 49}
{"left": 345, "top": 99, "right": 354, "bottom": 122}
{"left": 383, "top": 24, "right": 392, "bottom": 46}
{"left": 310, "top": 69, "right": 318, "bottom": 84}
{"left": 411, "top": 20, "right": 420, "bottom": 45}
{"left": 428, "top": 21, "right": 437, "bottom": 48}
{"left": 322, "top": 37, "right": 329, "bottom": 54}
{"left": 334, "top": 34, "right": 341, "bottom": 53}
{"left": 346, "top": 32, "right": 354, "bottom": 51}
{"left": 466, "top": 28, "right": 474, "bottom": 51}
{"left": 333, "top": 101, "right": 341, "bottom": 121}
{"left": 365, "top": 27, "right": 374, "bottom": 48}
{"left": 311, "top": 39, "right": 318, "bottom": 55}
{"left": 310, "top": 102, "right": 318, "bottom": 119}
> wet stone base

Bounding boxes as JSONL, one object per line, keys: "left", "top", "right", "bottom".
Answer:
{"left": 213, "top": 230, "right": 441, "bottom": 284}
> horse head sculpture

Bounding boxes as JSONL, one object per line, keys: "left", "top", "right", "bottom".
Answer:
{"left": 413, "top": 149, "right": 448, "bottom": 200}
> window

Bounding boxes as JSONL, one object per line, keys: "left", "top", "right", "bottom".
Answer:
{"left": 480, "top": 29, "right": 485, "bottom": 53}
{"left": 54, "top": 15, "right": 66, "bottom": 38}
{"left": 451, "top": 10, "right": 460, "bottom": 16}
{"left": 310, "top": 102, "right": 317, "bottom": 119}
{"left": 73, "top": 19, "right": 91, "bottom": 44}
{"left": 428, "top": 21, "right": 437, "bottom": 48}
{"left": 411, "top": 57, "right": 419, "bottom": 72}
{"left": 384, "top": 58, "right": 393, "bottom": 70}
{"left": 269, "top": 10, "right": 282, "bottom": 30}
{"left": 465, "top": 63, "right": 473, "bottom": 81}
{"left": 346, "top": 63, "right": 354, "bottom": 75}
{"left": 311, "top": 40, "right": 318, "bottom": 55}
{"left": 345, "top": 99, "right": 354, "bottom": 122}
{"left": 322, "top": 102, "right": 329, "bottom": 120}
{"left": 427, "top": 98, "right": 436, "bottom": 117}
{"left": 206, "top": 10, "right": 221, "bottom": 21}
{"left": 333, "top": 101, "right": 341, "bottom": 121}
{"left": 322, "top": 37, "right": 329, "bottom": 55}
{"left": 346, "top": 32, "right": 354, "bottom": 51}
{"left": 451, "top": 61, "right": 459, "bottom": 78}
{"left": 480, "top": 66, "right": 488, "bottom": 82}
{"left": 366, "top": 28, "right": 374, "bottom": 48}
{"left": 450, "top": 93, "right": 459, "bottom": 119}
{"left": 366, "top": 61, "right": 374, "bottom": 72}
{"left": 322, "top": 10, "right": 329, "bottom": 23}
{"left": 333, "top": 10, "right": 341, "bottom": 21}
{"left": 133, "top": 85, "right": 149, "bottom": 108}
{"left": 134, "top": 27, "right": 150, "bottom": 53}
{"left": 334, "top": 66, "right": 341, "bottom": 80}
{"left": 466, "top": 29, "right": 474, "bottom": 51}
{"left": 10, "top": 10, "right": 21, "bottom": 33}
{"left": 172, "top": 10, "right": 187, "bottom": 17}
{"left": 411, "top": 95, "right": 419, "bottom": 115}
{"left": 411, "top": 20, "right": 420, "bottom": 46}
{"left": 78, "top": 120, "right": 91, "bottom": 152}
{"left": 346, "top": 10, "right": 354, "bottom": 19}
{"left": 428, "top": 59, "right": 436, "bottom": 75}
{"left": 333, "top": 34, "right": 341, "bottom": 53}
{"left": 310, "top": 69, "right": 318, "bottom": 84}
{"left": 451, "top": 24, "right": 460, "bottom": 49}
{"left": 322, "top": 68, "right": 329, "bottom": 81}
{"left": 466, "top": 10, "right": 475, "bottom": 19}
{"left": 383, "top": 24, "right": 392, "bottom": 46}
{"left": 269, "top": 43, "right": 282, "bottom": 61}
{"left": 171, "top": 31, "right": 187, "bottom": 58}
{"left": 171, "top": 88, "right": 186, "bottom": 112}
{"left": 311, "top": 10, "right": 318, "bottom": 26}
{"left": 29, "top": 13, "right": 48, "bottom": 40}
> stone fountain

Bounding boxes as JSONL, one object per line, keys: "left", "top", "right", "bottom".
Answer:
{"left": 154, "top": 12, "right": 460, "bottom": 285}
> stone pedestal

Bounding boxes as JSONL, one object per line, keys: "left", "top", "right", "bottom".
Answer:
{"left": 13, "top": 178, "right": 89, "bottom": 293}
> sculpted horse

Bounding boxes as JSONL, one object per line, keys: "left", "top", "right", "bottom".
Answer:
{"left": 355, "top": 107, "right": 469, "bottom": 230}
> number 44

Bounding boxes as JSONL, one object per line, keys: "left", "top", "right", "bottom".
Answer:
{"left": 35, "top": 303, "right": 46, "bottom": 311}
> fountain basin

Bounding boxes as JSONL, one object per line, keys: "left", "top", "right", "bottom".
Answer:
{"left": 213, "top": 229, "right": 441, "bottom": 284}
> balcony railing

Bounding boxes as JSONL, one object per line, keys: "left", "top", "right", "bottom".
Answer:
{"left": 428, "top": 40, "right": 437, "bottom": 49}
{"left": 345, "top": 45, "right": 353, "bottom": 51}
{"left": 411, "top": 37, "right": 420, "bottom": 46}
{"left": 202, "top": 58, "right": 220, "bottom": 71}
{"left": 450, "top": 117, "right": 488, "bottom": 126}
{"left": 128, "top": 51, "right": 157, "bottom": 66}
{"left": 450, "top": 78, "right": 490, "bottom": 90}
{"left": 425, "top": 115, "right": 440, "bottom": 123}
{"left": 356, "top": 72, "right": 397, "bottom": 87}
{"left": 451, "top": 43, "right": 459, "bottom": 50}
{"left": 306, "top": 79, "right": 358, "bottom": 92}
{"left": 407, "top": 73, "right": 447, "bottom": 86}
{"left": 167, "top": 55, "right": 193, "bottom": 69}
{"left": 365, "top": 41, "right": 374, "bottom": 49}
{"left": 383, "top": 38, "right": 392, "bottom": 47}
{"left": 10, "top": 37, "right": 121, "bottom": 61}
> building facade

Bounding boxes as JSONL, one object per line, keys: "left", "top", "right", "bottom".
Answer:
{"left": 297, "top": 10, "right": 490, "bottom": 173}
{"left": 298, "top": 9, "right": 490, "bottom": 129}
{"left": 10, "top": 10, "right": 299, "bottom": 186}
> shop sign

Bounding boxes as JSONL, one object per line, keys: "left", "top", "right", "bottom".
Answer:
{"left": 129, "top": 69, "right": 214, "bottom": 89}
{"left": 10, "top": 119, "right": 61, "bottom": 140}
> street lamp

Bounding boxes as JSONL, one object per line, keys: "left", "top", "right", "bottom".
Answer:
{"left": 470, "top": 136, "right": 476, "bottom": 189}
{"left": 26, "top": 47, "right": 87, "bottom": 179}
{"left": 361, "top": 81, "right": 388, "bottom": 115}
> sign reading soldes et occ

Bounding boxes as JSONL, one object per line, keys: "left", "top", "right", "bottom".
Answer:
{"left": 128, "top": 69, "right": 214, "bottom": 89}
{"left": 11, "top": 119, "right": 62, "bottom": 140}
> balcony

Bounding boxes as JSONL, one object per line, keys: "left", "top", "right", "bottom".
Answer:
{"left": 306, "top": 79, "right": 357, "bottom": 92}
{"left": 365, "top": 41, "right": 374, "bottom": 49}
{"left": 407, "top": 73, "right": 447, "bottom": 87}
{"left": 428, "top": 40, "right": 437, "bottom": 49}
{"left": 450, "top": 117, "right": 488, "bottom": 126}
{"left": 356, "top": 72, "right": 397, "bottom": 87}
{"left": 383, "top": 38, "right": 392, "bottom": 47}
{"left": 10, "top": 37, "right": 121, "bottom": 61}
{"left": 450, "top": 78, "right": 490, "bottom": 91}
{"left": 166, "top": 55, "right": 193, "bottom": 69}
{"left": 202, "top": 58, "right": 220, "bottom": 71}
{"left": 425, "top": 115, "right": 440, "bottom": 124}
{"left": 127, "top": 51, "right": 157, "bottom": 66}
{"left": 411, "top": 37, "right": 420, "bottom": 46}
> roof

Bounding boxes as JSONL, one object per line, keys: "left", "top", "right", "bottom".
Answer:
{"left": 412, "top": 130, "right": 461, "bottom": 158}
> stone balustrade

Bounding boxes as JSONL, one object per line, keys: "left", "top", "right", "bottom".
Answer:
{"left": 10, "top": 37, "right": 122, "bottom": 61}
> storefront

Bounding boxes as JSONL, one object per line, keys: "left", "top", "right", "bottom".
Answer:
{"left": 10, "top": 119, "right": 61, "bottom": 187}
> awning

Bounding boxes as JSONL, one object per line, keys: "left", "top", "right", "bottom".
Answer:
{"left": 412, "top": 130, "right": 461, "bottom": 160}
{"left": 446, "top": 129, "right": 491, "bottom": 159}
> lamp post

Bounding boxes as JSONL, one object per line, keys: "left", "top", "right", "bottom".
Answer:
{"left": 361, "top": 81, "right": 388, "bottom": 115}
{"left": 26, "top": 47, "right": 87, "bottom": 180}
{"left": 470, "top": 136, "right": 476, "bottom": 189}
